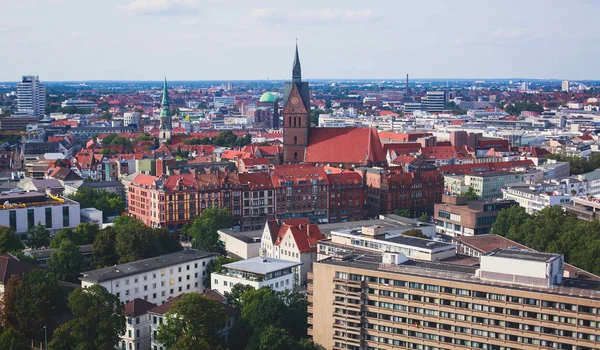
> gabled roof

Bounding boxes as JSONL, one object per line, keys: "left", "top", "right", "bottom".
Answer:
{"left": 0, "top": 254, "right": 40, "bottom": 284}
{"left": 50, "top": 167, "right": 83, "bottom": 181}
{"left": 306, "top": 127, "right": 386, "bottom": 165}
{"left": 265, "top": 218, "right": 325, "bottom": 253}
{"left": 124, "top": 298, "right": 157, "bottom": 317}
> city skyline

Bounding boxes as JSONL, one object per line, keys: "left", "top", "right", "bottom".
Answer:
{"left": 3, "top": 0, "right": 600, "bottom": 81}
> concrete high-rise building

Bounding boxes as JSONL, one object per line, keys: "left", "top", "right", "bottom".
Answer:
{"left": 17, "top": 75, "right": 46, "bottom": 117}
{"left": 308, "top": 249, "right": 600, "bottom": 350}
{"left": 425, "top": 91, "right": 445, "bottom": 113}
{"left": 562, "top": 80, "right": 570, "bottom": 92}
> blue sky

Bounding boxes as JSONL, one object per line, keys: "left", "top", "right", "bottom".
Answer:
{"left": 2, "top": 0, "right": 600, "bottom": 81}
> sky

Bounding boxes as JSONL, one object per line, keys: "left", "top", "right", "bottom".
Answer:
{"left": 2, "top": 0, "right": 600, "bottom": 81}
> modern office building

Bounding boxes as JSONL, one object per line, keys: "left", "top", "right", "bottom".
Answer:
{"left": 0, "top": 191, "right": 80, "bottom": 240}
{"left": 123, "top": 112, "right": 141, "bottom": 127}
{"left": 465, "top": 172, "right": 523, "bottom": 199}
{"left": 0, "top": 115, "right": 41, "bottom": 131}
{"left": 211, "top": 256, "right": 302, "bottom": 295}
{"left": 434, "top": 195, "right": 517, "bottom": 237}
{"left": 425, "top": 91, "right": 445, "bottom": 113}
{"left": 502, "top": 184, "right": 571, "bottom": 214}
{"left": 80, "top": 249, "right": 217, "bottom": 304}
{"left": 60, "top": 99, "right": 98, "bottom": 109}
{"left": 17, "top": 75, "right": 46, "bottom": 117}
{"left": 562, "top": 80, "right": 570, "bottom": 92}
{"left": 308, "top": 249, "right": 600, "bottom": 350}
{"left": 213, "top": 96, "right": 236, "bottom": 108}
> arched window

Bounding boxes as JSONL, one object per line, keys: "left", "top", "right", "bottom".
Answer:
{"left": 288, "top": 117, "right": 291, "bottom": 127}
{"left": 294, "top": 152, "right": 298, "bottom": 161}
{"left": 293, "top": 117, "right": 297, "bottom": 127}
{"left": 293, "top": 136, "right": 297, "bottom": 145}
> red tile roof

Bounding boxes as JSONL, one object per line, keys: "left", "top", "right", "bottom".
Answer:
{"left": 0, "top": 255, "right": 40, "bottom": 284}
{"left": 124, "top": 298, "right": 157, "bottom": 317}
{"left": 420, "top": 146, "right": 472, "bottom": 160}
{"left": 438, "top": 160, "right": 534, "bottom": 175}
{"left": 132, "top": 173, "right": 159, "bottom": 187}
{"left": 306, "top": 127, "right": 385, "bottom": 165}
{"left": 266, "top": 219, "right": 325, "bottom": 253}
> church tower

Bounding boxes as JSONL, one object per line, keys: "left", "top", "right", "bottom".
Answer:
{"left": 282, "top": 43, "right": 310, "bottom": 163}
{"left": 159, "top": 76, "right": 172, "bottom": 143}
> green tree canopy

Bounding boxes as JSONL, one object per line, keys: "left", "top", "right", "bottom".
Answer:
{"left": 114, "top": 216, "right": 181, "bottom": 264}
{"left": 0, "top": 270, "right": 66, "bottom": 340}
{"left": 0, "top": 226, "right": 24, "bottom": 254}
{"left": 49, "top": 239, "right": 84, "bottom": 283}
{"left": 67, "top": 188, "right": 125, "bottom": 220}
{"left": 460, "top": 186, "right": 479, "bottom": 200}
{"left": 48, "top": 285, "right": 125, "bottom": 350}
{"left": 49, "top": 228, "right": 74, "bottom": 248}
{"left": 0, "top": 328, "right": 29, "bottom": 350}
{"left": 182, "top": 207, "right": 231, "bottom": 254}
{"left": 402, "top": 229, "right": 428, "bottom": 239}
{"left": 224, "top": 283, "right": 254, "bottom": 309}
{"left": 393, "top": 209, "right": 410, "bottom": 218}
{"left": 156, "top": 293, "right": 227, "bottom": 350}
{"left": 91, "top": 226, "right": 118, "bottom": 269}
{"left": 27, "top": 223, "right": 50, "bottom": 249}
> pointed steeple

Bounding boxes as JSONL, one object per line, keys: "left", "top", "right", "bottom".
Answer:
{"left": 160, "top": 76, "right": 170, "bottom": 118}
{"left": 292, "top": 41, "right": 301, "bottom": 83}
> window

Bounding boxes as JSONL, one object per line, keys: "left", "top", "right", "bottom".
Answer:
{"left": 45, "top": 207, "right": 52, "bottom": 228}
{"left": 27, "top": 209, "right": 35, "bottom": 228}
{"left": 62, "top": 206, "right": 70, "bottom": 227}
{"left": 9, "top": 210, "right": 16, "bottom": 230}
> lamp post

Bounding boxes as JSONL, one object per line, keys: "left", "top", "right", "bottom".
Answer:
{"left": 43, "top": 325, "right": 47, "bottom": 350}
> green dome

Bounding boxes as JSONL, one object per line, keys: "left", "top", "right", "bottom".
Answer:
{"left": 259, "top": 92, "right": 276, "bottom": 103}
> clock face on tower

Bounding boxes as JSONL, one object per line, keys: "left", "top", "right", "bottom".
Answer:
{"left": 291, "top": 97, "right": 299, "bottom": 106}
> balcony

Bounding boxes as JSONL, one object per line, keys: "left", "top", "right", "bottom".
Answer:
{"left": 307, "top": 327, "right": 313, "bottom": 336}
{"left": 307, "top": 305, "right": 313, "bottom": 314}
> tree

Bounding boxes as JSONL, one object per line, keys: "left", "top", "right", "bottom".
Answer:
{"left": 67, "top": 188, "right": 125, "bottom": 220}
{"left": 49, "top": 239, "right": 83, "bottom": 283}
{"left": 0, "top": 270, "right": 65, "bottom": 340}
{"left": 48, "top": 285, "right": 125, "bottom": 350}
{"left": 203, "top": 256, "right": 237, "bottom": 287}
{"left": 113, "top": 216, "right": 181, "bottom": 263}
{"left": 419, "top": 213, "right": 429, "bottom": 222}
{"left": 259, "top": 325, "right": 297, "bottom": 350}
{"left": 403, "top": 229, "right": 428, "bottom": 239}
{"left": 393, "top": 209, "right": 410, "bottom": 218}
{"left": 460, "top": 186, "right": 479, "bottom": 200}
{"left": 182, "top": 207, "right": 231, "bottom": 254}
{"left": 27, "top": 223, "right": 50, "bottom": 249}
{"left": 50, "top": 228, "right": 74, "bottom": 248}
{"left": 72, "top": 222, "right": 100, "bottom": 245}
{"left": 156, "top": 293, "right": 227, "bottom": 350}
{"left": 0, "top": 328, "right": 29, "bottom": 350}
{"left": 0, "top": 226, "right": 23, "bottom": 254}
{"left": 92, "top": 227, "right": 118, "bottom": 268}
{"left": 491, "top": 205, "right": 529, "bottom": 239}
{"left": 224, "top": 283, "right": 254, "bottom": 309}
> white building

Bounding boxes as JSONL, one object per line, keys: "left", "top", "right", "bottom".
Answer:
{"left": 80, "top": 249, "right": 217, "bottom": 305}
{"left": 480, "top": 249, "right": 564, "bottom": 288}
{"left": 17, "top": 75, "right": 46, "bottom": 117}
{"left": 502, "top": 184, "right": 571, "bottom": 214}
{"left": 120, "top": 298, "right": 157, "bottom": 350}
{"left": 61, "top": 99, "right": 98, "bottom": 109}
{"left": 260, "top": 219, "right": 325, "bottom": 285}
{"left": 123, "top": 112, "right": 142, "bottom": 127}
{"left": 211, "top": 256, "right": 302, "bottom": 295}
{"left": 0, "top": 191, "right": 80, "bottom": 240}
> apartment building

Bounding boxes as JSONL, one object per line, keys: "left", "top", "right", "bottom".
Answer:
{"left": 434, "top": 195, "right": 517, "bottom": 237}
{"left": 502, "top": 184, "right": 571, "bottom": 214}
{"left": 308, "top": 249, "right": 600, "bottom": 350}
{"left": 0, "top": 191, "right": 80, "bottom": 240}
{"left": 211, "top": 256, "right": 302, "bottom": 294}
{"left": 80, "top": 249, "right": 217, "bottom": 305}
{"left": 120, "top": 298, "right": 157, "bottom": 350}
{"left": 260, "top": 218, "right": 326, "bottom": 284}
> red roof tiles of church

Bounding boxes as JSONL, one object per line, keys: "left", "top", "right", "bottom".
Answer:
{"left": 305, "top": 127, "right": 385, "bottom": 165}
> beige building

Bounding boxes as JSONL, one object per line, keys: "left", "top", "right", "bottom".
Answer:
{"left": 308, "top": 249, "right": 600, "bottom": 350}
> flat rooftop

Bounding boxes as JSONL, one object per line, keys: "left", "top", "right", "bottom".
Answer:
{"left": 222, "top": 256, "right": 302, "bottom": 275}
{"left": 332, "top": 228, "right": 453, "bottom": 252}
{"left": 218, "top": 228, "right": 263, "bottom": 244}
{"left": 486, "top": 248, "right": 560, "bottom": 263}
{"left": 80, "top": 249, "right": 217, "bottom": 283}
{"left": 317, "top": 214, "right": 433, "bottom": 236}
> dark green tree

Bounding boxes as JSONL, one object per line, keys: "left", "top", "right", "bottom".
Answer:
{"left": 182, "top": 207, "right": 231, "bottom": 254}
{"left": 460, "top": 186, "right": 479, "bottom": 200}
{"left": 0, "top": 226, "right": 24, "bottom": 254}
{"left": 402, "top": 229, "right": 428, "bottom": 239}
{"left": 0, "top": 328, "right": 29, "bottom": 350}
{"left": 203, "top": 256, "right": 238, "bottom": 287}
{"left": 72, "top": 222, "right": 100, "bottom": 245}
{"left": 92, "top": 227, "right": 118, "bottom": 269}
{"left": 0, "top": 270, "right": 65, "bottom": 340}
{"left": 156, "top": 293, "right": 227, "bottom": 350}
{"left": 50, "top": 228, "right": 74, "bottom": 248}
{"left": 224, "top": 283, "right": 254, "bottom": 309}
{"left": 49, "top": 239, "right": 83, "bottom": 283}
{"left": 419, "top": 213, "right": 429, "bottom": 222}
{"left": 26, "top": 223, "right": 50, "bottom": 249}
{"left": 393, "top": 209, "right": 410, "bottom": 217}
{"left": 48, "top": 285, "right": 125, "bottom": 350}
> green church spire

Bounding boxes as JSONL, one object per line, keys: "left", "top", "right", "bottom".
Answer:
{"left": 159, "top": 76, "right": 172, "bottom": 131}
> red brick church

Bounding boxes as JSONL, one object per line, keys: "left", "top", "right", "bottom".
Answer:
{"left": 282, "top": 45, "right": 386, "bottom": 168}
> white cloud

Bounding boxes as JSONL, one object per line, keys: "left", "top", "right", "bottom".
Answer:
{"left": 455, "top": 28, "right": 542, "bottom": 45}
{"left": 181, "top": 18, "right": 198, "bottom": 26}
{"left": 249, "top": 8, "right": 373, "bottom": 24}
{"left": 122, "top": 0, "right": 199, "bottom": 16}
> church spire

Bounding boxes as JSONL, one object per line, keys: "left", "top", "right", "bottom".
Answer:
{"left": 292, "top": 41, "right": 301, "bottom": 83}
{"left": 160, "top": 76, "right": 170, "bottom": 118}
